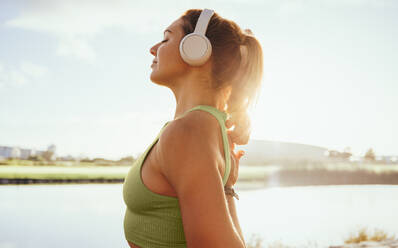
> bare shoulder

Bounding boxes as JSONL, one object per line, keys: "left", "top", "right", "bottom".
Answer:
{"left": 164, "top": 109, "right": 220, "bottom": 140}
{"left": 156, "top": 110, "right": 225, "bottom": 190}
{"left": 158, "top": 110, "right": 220, "bottom": 170}
{"left": 156, "top": 111, "right": 244, "bottom": 247}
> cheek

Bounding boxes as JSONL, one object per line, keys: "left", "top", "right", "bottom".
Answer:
{"left": 158, "top": 45, "right": 177, "bottom": 63}
{"left": 157, "top": 45, "right": 186, "bottom": 72}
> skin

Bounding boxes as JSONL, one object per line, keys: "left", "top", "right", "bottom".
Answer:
{"left": 127, "top": 17, "right": 245, "bottom": 248}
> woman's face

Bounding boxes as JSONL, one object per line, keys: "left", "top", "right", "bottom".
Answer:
{"left": 149, "top": 18, "right": 189, "bottom": 85}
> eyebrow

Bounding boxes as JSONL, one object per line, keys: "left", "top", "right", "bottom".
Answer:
{"left": 163, "top": 29, "right": 172, "bottom": 35}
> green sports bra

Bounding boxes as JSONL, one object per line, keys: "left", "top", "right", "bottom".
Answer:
{"left": 122, "top": 104, "right": 231, "bottom": 248}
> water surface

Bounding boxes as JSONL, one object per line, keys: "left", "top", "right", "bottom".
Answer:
{"left": 1, "top": 184, "right": 397, "bottom": 248}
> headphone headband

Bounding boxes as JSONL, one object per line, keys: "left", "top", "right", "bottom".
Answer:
{"left": 194, "top": 9, "right": 214, "bottom": 36}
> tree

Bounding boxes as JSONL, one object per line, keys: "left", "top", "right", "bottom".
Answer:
{"left": 118, "top": 156, "right": 135, "bottom": 163}
{"left": 42, "top": 150, "right": 54, "bottom": 161}
{"left": 27, "top": 155, "right": 44, "bottom": 161}
{"left": 40, "top": 144, "right": 57, "bottom": 161}
{"left": 80, "top": 157, "right": 93, "bottom": 163}
{"left": 364, "top": 148, "right": 375, "bottom": 161}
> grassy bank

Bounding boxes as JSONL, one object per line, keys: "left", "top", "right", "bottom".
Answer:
{"left": 1, "top": 163, "right": 398, "bottom": 185}
{"left": 0, "top": 165, "right": 129, "bottom": 180}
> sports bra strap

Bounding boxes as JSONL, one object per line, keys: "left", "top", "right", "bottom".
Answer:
{"left": 182, "top": 105, "right": 228, "bottom": 122}
{"left": 181, "top": 105, "right": 231, "bottom": 186}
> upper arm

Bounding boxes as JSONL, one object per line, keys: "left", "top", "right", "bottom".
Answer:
{"left": 158, "top": 118, "right": 245, "bottom": 248}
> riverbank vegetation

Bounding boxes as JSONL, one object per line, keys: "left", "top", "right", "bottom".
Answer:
{"left": 344, "top": 227, "right": 396, "bottom": 244}
{"left": 245, "top": 228, "right": 397, "bottom": 248}
{"left": 1, "top": 159, "right": 398, "bottom": 185}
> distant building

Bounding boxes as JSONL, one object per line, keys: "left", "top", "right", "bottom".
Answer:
{"left": 19, "top": 148, "right": 33, "bottom": 159}
{"left": 0, "top": 145, "right": 52, "bottom": 159}
{"left": 0, "top": 146, "right": 13, "bottom": 158}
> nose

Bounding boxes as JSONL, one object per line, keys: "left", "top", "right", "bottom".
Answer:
{"left": 150, "top": 43, "right": 160, "bottom": 56}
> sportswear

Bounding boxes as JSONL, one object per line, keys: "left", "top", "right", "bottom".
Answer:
{"left": 123, "top": 104, "right": 231, "bottom": 247}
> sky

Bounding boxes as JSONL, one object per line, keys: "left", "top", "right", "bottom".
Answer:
{"left": 0, "top": 0, "right": 397, "bottom": 160}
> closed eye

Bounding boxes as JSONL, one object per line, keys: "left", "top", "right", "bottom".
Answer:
{"left": 161, "top": 40, "right": 168, "bottom": 43}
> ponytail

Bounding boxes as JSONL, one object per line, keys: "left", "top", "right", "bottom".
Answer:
{"left": 226, "top": 29, "right": 264, "bottom": 145}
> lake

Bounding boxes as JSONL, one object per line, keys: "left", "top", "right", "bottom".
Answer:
{"left": 1, "top": 184, "right": 397, "bottom": 248}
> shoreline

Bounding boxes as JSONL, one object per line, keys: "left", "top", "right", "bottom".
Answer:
{"left": 2, "top": 171, "right": 398, "bottom": 187}
{"left": 0, "top": 178, "right": 124, "bottom": 185}
{"left": 1, "top": 164, "right": 398, "bottom": 186}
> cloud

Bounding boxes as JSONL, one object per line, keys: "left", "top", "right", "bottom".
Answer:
{"left": 4, "top": 0, "right": 184, "bottom": 62}
{"left": 273, "top": 0, "right": 392, "bottom": 17}
{"left": 20, "top": 61, "right": 49, "bottom": 78}
{"left": 0, "top": 61, "right": 49, "bottom": 88}
{"left": 57, "top": 37, "right": 96, "bottom": 61}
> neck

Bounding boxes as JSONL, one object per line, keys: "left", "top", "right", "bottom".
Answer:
{"left": 169, "top": 74, "right": 226, "bottom": 120}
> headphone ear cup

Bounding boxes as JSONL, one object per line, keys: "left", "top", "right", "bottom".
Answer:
{"left": 179, "top": 33, "right": 212, "bottom": 66}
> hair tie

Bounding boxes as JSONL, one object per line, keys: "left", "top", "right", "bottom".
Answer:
{"left": 244, "top": 28, "right": 253, "bottom": 35}
{"left": 239, "top": 34, "right": 247, "bottom": 46}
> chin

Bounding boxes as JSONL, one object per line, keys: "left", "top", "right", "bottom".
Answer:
{"left": 150, "top": 72, "right": 167, "bottom": 86}
{"left": 150, "top": 66, "right": 183, "bottom": 87}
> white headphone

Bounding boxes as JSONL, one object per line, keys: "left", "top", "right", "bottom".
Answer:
{"left": 179, "top": 8, "right": 214, "bottom": 66}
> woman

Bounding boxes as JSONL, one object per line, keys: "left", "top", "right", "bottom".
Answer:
{"left": 123, "top": 8, "right": 263, "bottom": 248}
